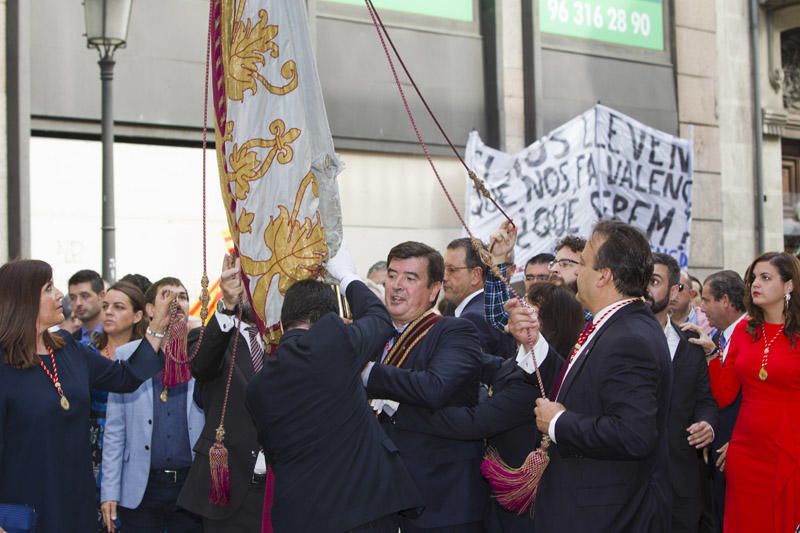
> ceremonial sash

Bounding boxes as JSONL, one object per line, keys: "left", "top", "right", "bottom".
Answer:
{"left": 383, "top": 309, "right": 442, "bottom": 369}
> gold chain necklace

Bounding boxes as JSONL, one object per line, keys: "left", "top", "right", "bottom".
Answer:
{"left": 759, "top": 325, "right": 784, "bottom": 381}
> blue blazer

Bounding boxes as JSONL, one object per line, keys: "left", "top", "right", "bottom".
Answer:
{"left": 367, "top": 316, "right": 485, "bottom": 528}
{"left": 101, "top": 339, "right": 204, "bottom": 508}
{"left": 532, "top": 300, "right": 673, "bottom": 533}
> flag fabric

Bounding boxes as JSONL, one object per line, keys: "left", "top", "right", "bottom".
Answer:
{"left": 211, "top": 0, "right": 343, "bottom": 334}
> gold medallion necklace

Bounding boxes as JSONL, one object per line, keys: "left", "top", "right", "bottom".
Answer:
{"left": 759, "top": 325, "right": 784, "bottom": 381}
{"left": 40, "top": 347, "right": 70, "bottom": 410}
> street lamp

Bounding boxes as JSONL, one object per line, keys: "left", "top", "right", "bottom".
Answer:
{"left": 83, "top": 0, "right": 132, "bottom": 282}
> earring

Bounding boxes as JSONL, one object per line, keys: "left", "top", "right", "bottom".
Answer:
{"left": 785, "top": 293, "right": 791, "bottom": 312}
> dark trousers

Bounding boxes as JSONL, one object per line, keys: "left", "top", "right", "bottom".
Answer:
{"left": 118, "top": 469, "right": 201, "bottom": 532}
{"left": 711, "top": 470, "right": 727, "bottom": 533}
{"left": 347, "top": 514, "right": 400, "bottom": 533}
{"left": 202, "top": 482, "right": 265, "bottom": 533}
{"left": 400, "top": 520, "right": 484, "bottom": 533}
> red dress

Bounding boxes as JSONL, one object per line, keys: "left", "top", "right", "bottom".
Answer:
{"left": 708, "top": 320, "right": 800, "bottom": 533}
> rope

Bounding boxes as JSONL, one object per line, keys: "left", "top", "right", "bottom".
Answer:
{"left": 365, "top": 0, "right": 546, "bottom": 398}
{"left": 364, "top": 0, "right": 515, "bottom": 227}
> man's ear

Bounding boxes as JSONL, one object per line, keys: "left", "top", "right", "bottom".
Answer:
{"left": 596, "top": 267, "right": 613, "bottom": 289}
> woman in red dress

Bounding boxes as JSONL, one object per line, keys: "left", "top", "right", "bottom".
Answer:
{"left": 708, "top": 251, "right": 800, "bottom": 532}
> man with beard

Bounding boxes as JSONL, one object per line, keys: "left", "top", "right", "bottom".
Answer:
{"left": 548, "top": 235, "right": 585, "bottom": 294}
{"left": 68, "top": 269, "right": 106, "bottom": 344}
{"left": 178, "top": 255, "right": 266, "bottom": 532}
{"left": 101, "top": 277, "right": 204, "bottom": 531}
{"left": 648, "top": 254, "right": 718, "bottom": 533}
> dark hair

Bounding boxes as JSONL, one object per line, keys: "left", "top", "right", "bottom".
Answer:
{"left": 555, "top": 235, "right": 586, "bottom": 254}
{"left": 591, "top": 220, "right": 653, "bottom": 298}
{"left": 144, "top": 277, "right": 186, "bottom": 305}
{"left": 367, "top": 261, "right": 387, "bottom": 277}
{"left": 61, "top": 295, "right": 73, "bottom": 320}
{"left": 95, "top": 282, "right": 148, "bottom": 350}
{"left": 119, "top": 273, "right": 152, "bottom": 294}
{"left": 67, "top": 269, "right": 104, "bottom": 294}
{"left": 280, "top": 279, "right": 339, "bottom": 329}
{"left": 0, "top": 260, "right": 65, "bottom": 368}
{"left": 526, "top": 253, "right": 555, "bottom": 269}
{"left": 652, "top": 253, "right": 680, "bottom": 287}
{"left": 387, "top": 241, "right": 445, "bottom": 287}
{"left": 447, "top": 238, "right": 487, "bottom": 275}
{"left": 743, "top": 252, "right": 800, "bottom": 345}
{"left": 526, "top": 282, "right": 584, "bottom": 358}
{"left": 704, "top": 270, "right": 746, "bottom": 313}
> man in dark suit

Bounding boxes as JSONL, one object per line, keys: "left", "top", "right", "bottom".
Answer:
{"left": 246, "top": 254, "right": 423, "bottom": 532}
{"left": 177, "top": 255, "right": 266, "bottom": 532}
{"left": 363, "top": 241, "right": 485, "bottom": 532}
{"left": 442, "top": 238, "right": 516, "bottom": 358}
{"left": 649, "top": 253, "right": 718, "bottom": 532}
{"left": 681, "top": 270, "right": 747, "bottom": 533}
{"left": 523, "top": 220, "right": 672, "bottom": 532}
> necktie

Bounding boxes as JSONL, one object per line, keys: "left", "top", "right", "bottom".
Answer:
{"left": 718, "top": 333, "right": 727, "bottom": 366}
{"left": 549, "top": 318, "right": 594, "bottom": 399}
{"left": 245, "top": 326, "right": 265, "bottom": 373}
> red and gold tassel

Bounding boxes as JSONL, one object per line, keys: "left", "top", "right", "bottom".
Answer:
{"left": 209, "top": 426, "right": 231, "bottom": 505}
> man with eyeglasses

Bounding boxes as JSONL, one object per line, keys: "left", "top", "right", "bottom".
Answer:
{"left": 443, "top": 238, "right": 516, "bottom": 358}
{"left": 548, "top": 235, "right": 586, "bottom": 294}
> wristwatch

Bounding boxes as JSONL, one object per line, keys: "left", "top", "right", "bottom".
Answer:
{"left": 217, "top": 299, "right": 237, "bottom": 316}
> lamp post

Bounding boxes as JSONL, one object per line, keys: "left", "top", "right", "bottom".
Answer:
{"left": 83, "top": 0, "right": 132, "bottom": 282}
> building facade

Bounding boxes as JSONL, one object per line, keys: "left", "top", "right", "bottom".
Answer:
{"left": 2, "top": 0, "right": 797, "bottom": 290}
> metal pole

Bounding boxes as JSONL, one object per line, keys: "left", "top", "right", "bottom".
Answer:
{"left": 750, "top": 0, "right": 766, "bottom": 255}
{"left": 99, "top": 55, "right": 117, "bottom": 281}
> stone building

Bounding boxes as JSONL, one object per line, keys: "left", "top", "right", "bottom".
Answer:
{"left": 1, "top": 0, "right": 798, "bottom": 289}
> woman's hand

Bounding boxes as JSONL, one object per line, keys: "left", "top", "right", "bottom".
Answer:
{"left": 149, "top": 286, "right": 178, "bottom": 334}
{"left": 101, "top": 501, "right": 118, "bottom": 532}
{"left": 716, "top": 442, "right": 729, "bottom": 472}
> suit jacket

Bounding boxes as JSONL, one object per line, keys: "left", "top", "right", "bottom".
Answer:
{"left": 177, "top": 313, "right": 262, "bottom": 520}
{"left": 667, "top": 322, "right": 718, "bottom": 498}
{"left": 245, "top": 281, "right": 423, "bottom": 532}
{"left": 396, "top": 347, "right": 564, "bottom": 533}
{"left": 458, "top": 292, "right": 517, "bottom": 359}
{"left": 366, "top": 316, "right": 485, "bottom": 528}
{"left": 101, "top": 339, "right": 205, "bottom": 508}
{"left": 532, "top": 300, "right": 672, "bottom": 533}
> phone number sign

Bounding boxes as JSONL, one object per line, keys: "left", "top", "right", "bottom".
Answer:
{"left": 540, "top": 0, "right": 664, "bottom": 50}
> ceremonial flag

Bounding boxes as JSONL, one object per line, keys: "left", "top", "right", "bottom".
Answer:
{"left": 211, "top": 0, "right": 343, "bottom": 335}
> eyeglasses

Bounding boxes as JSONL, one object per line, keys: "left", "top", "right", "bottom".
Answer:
{"left": 677, "top": 283, "right": 686, "bottom": 292}
{"left": 444, "top": 265, "right": 471, "bottom": 275}
{"left": 525, "top": 274, "right": 551, "bottom": 282}
{"left": 548, "top": 259, "right": 580, "bottom": 270}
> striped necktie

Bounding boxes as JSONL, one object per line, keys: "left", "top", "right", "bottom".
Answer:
{"left": 245, "top": 326, "right": 265, "bottom": 374}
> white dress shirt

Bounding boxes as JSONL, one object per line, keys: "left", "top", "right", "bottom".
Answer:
{"left": 453, "top": 289, "right": 484, "bottom": 318}
{"left": 721, "top": 313, "right": 747, "bottom": 363}
{"left": 665, "top": 321, "right": 681, "bottom": 361}
{"left": 548, "top": 298, "right": 638, "bottom": 443}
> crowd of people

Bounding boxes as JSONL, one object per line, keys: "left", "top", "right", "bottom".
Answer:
{"left": 0, "top": 218, "right": 798, "bottom": 533}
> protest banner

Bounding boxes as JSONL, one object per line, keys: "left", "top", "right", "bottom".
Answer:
{"left": 465, "top": 104, "right": 693, "bottom": 270}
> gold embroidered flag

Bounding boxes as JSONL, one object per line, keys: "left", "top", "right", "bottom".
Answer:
{"left": 211, "top": 0, "right": 343, "bottom": 336}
